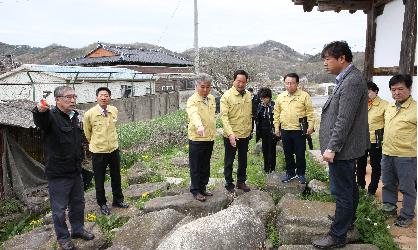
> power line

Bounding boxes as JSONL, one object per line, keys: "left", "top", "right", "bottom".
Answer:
{"left": 156, "top": 0, "right": 183, "bottom": 46}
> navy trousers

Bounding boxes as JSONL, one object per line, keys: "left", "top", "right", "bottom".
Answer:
{"left": 329, "top": 159, "right": 359, "bottom": 241}
{"left": 48, "top": 175, "right": 85, "bottom": 243}
{"left": 281, "top": 130, "right": 306, "bottom": 176}
{"left": 92, "top": 149, "right": 124, "bottom": 206}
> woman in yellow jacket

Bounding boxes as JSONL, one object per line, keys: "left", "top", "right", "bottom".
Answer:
{"left": 356, "top": 81, "right": 388, "bottom": 195}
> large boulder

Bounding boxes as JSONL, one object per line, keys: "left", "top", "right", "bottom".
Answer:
{"left": 111, "top": 208, "right": 186, "bottom": 250}
{"left": 231, "top": 190, "right": 275, "bottom": 225}
{"left": 123, "top": 182, "right": 169, "bottom": 200}
{"left": 156, "top": 204, "right": 265, "bottom": 250}
{"left": 143, "top": 189, "right": 232, "bottom": 217}
{"left": 265, "top": 172, "right": 307, "bottom": 197}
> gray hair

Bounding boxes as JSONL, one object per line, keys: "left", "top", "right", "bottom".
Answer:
{"left": 194, "top": 73, "right": 213, "bottom": 86}
{"left": 54, "top": 85, "right": 74, "bottom": 97}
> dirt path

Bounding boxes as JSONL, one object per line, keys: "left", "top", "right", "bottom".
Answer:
{"left": 365, "top": 165, "right": 417, "bottom": 250}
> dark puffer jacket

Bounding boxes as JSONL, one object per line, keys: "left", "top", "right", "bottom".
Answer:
{"left": 32, "top": 106, "right": 83, "bottom": 179}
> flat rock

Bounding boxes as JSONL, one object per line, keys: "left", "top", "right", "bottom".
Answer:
{"left": 265, "top": 172, "right": 307, "bottom": 197}
{"left": 165, "top": 177, "right": 184, "bottom": 185}
{"left": 3, "top": 222, "right": 105, "bottom": 250}
{"left": 276, "top": 197, "right": 360, "bottom": 245}
{"left": 156, "top": 204, "right": 265, "bottom": 250}
{"left": 126, "top": 162, "right": 160, "bottom": 185}
{"left": 111, "top": 208, "right": 186, "bottom": 250}
{"left": 231, "top": 190, "right": 275, "bottom": 226}
{"left": 171, "top": 156, "right": 189, "bottom": 168}
{"left": 84, "top": 184, "right": 139, "bottom": 218}
{"left": 307, "top": 179, "right": 329, "bottom": 195}
{"left": 143, "top": 189, "right": 232, "bottom": 217}
{"left": 124, "top": 182, "right": 169, "bottom": 200}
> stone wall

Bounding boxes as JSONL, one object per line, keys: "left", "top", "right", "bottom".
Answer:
{"left": 77, "top": 92, "right": 179, "bottom": 123}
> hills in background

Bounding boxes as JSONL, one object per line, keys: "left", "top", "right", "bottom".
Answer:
{"left": 0, "top": 40, "right": 364, "bottom": 83}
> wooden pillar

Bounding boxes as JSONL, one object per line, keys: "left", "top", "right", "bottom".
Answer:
{"left": 363, "top": 2, "right": 377, "bottom": 80}
{"left": 399, "top": 0, "right": 417, "bottom": 75}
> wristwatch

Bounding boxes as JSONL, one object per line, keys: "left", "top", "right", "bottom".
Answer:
{"left": 325, "top": 149, "right": 334, "bottom": 153}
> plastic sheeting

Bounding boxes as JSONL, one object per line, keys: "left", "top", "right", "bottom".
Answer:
{"left": 2, "top": 131, "right": 48, "bottom": 213}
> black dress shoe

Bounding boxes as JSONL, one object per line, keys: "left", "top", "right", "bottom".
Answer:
{"left": 72, "top": 230, "right": 95, "bottom": 241}
{"left": 100, "top": 204, "right": 110, "bottom": 215}
{"left": 225, "top": 184, "right": 236, "bottom": 193}
{"left": 59, "top": 240, "right": 75, "bottom": 250}
{"left": 193, "top": 193, "right": 206, "bottom": 202}
{"left": 112, "top": 201, "right": 129, "bottom": 208}
{"left": 312, "top": 234, "right": 346, "bottom": 249}
{"left": 201, "top": 191, "right": 213, "bottom": 196}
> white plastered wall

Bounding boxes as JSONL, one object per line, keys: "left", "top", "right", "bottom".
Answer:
{"left": 372, "top": 0, "right": 416, "bottom": 102}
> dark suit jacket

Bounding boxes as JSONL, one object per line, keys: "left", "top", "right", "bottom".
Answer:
{"left": 319, "top": 65, "right": 369, "bottom": 160}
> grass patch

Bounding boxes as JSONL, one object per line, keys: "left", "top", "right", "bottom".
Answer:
{"left": 356, "top": 190, "right": 400, "bottom": 249}
{"left": 0, "top": 212, "right": 46, "bottom": 244}
{"left": 266, "top": 216, "right": 280, "bottom": 248}
{"left": 305, "top": 152, "right": 328, "bottom": 183}
{"left": 95, "top": 214, "right": 129, "bottom": 246}
{"left": 0, "top": 199, "right": 24, "bottom": 217}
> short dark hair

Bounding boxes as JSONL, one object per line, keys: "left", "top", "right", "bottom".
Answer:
{"left": 96, "top": 86, "right": 111, "bottom": 96}
{"left": 321, "top": 41, "right": 353, "bottom": 63}
{"left": 367, "top": 81, "right": 379, "bottom": 93}
{"left": 233, "top": 69, "right": 248, "bottom": 81}
{"left": 257, "top": 87, "right": 272, "bottom": 99}
{"left": 247, "top": 87, "right": 254, "bottom": 93}
{"left": 284, "top": 73, "right": 299, "bottom": 83}
{"left": 389, "top": 74, "right": 413, "bottom": 89}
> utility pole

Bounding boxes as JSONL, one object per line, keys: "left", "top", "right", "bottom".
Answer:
{"left": 194, "top": 0, "right": 199, "bottom": 74}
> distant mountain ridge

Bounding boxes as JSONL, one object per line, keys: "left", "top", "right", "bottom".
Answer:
{"left": 0, "top": 40, "right": 364, "bottom": 83}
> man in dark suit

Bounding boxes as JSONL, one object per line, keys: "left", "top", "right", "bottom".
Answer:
{"left": 312, "top": 41, "right": 369, "bottom": 249}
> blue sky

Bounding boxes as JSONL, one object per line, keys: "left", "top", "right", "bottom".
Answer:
{"left": 0, "top": 0, "right": 367, "bottom": 54}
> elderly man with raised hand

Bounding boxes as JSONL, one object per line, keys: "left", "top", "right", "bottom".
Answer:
{"left": 32, "top": 86, "right": 94, "bottom": 250}
{"left": 220, "top": 69, "right": 253, "bottom": 193}
{"left": 186, "top": 73, "right": 216, "bottom": 202}
{"left": 381, "top": 74, "right": 417, "bottom": 228}
{"left": 312, "top": 41, "right": 369, "bottom": 249}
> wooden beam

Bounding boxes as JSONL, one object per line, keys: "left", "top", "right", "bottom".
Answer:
{"left": 364, "top": 2, "right": 376, "bottom": 80}
{"left": 373, "top": 66, "right": 417, "bottom": 76}
{"left": 399, "top": 0, "right": 417, "bottom": 75}
{"left": 317, "top": 0, "right": 372, "bottom": 12}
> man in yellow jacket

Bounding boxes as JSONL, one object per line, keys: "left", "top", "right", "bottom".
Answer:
{"left": 273, "top": 73, "right": 314, "bottom": 184}
{"left": 381, "top": 74, "right": 416, "bottom": 228}
{"left": 83, "top": 87, "right": 128, "bottom": 216}
{"left": 356, "top": 81, "right": 388, "bottom": 195}
{"left": 186, "top": 73, "right": 216, "bottom": 201}
{"left": 220, "top": 69, "right": 252, "bottom": 193}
